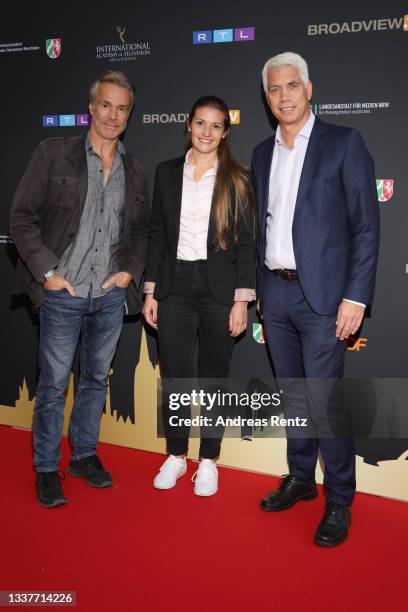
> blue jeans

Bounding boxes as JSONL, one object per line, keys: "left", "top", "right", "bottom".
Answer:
{"left": 33, "top": 286, "right": 126, "bottom": 472}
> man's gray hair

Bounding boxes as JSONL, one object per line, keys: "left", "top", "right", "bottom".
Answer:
{"left": 89, "top": 70, "right": 135, "bottom": 109}
{"left": 262, "top": 52, "right": 309, "bottom": 93}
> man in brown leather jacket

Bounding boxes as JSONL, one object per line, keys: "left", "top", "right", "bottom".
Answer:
{"left": 9, "top": 70, "right": 150, "bottom": 508}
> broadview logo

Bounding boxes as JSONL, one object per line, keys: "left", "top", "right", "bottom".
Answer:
{"left": 229, "top": 110, "right": 240, "bottom": 125}
{"left": 308, "top": 15, "right": 408, "bottom": 35}
{"left": 143, "top": 110, "right": 240, "bottom": 124}
{"left": 143, "top": 113, "right": 188, "bottom": 124}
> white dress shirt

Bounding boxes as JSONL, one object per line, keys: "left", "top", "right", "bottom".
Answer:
{"left": 265, "top": 112, "right": 315, "bottom": 271}
{"left": 265, "top": 112, "right": 364, "bottom": 308}
{"left": 176, "top": 149, "right": 216, "bottom": 261}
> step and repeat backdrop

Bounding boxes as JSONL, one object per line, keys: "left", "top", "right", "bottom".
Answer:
{"left": 0, "top": 1, "right": 407, "bottom": 500}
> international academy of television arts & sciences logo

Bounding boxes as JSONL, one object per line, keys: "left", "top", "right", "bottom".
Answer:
{"left": 46, "top": 38, "right": 61, "bottom": 59}
{"left": 96, "top": 26, "right": 150, "bottom": 62}
{"left": 376, "top": 179, "right": 394, "bottom": 203}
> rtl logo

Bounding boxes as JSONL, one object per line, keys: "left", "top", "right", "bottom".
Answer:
{"left": 193, "top": 27, "right": 255, "bottom": 44}
{"left": 43, "top": 114, "right": 91, "bottom": 127}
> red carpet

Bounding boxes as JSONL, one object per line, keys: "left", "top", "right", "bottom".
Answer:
{"left": 0, "top": 424, "right": 406, "bottom": 612}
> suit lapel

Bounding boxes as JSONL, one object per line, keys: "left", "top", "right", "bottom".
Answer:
{"left": 260, "top": 137, "right": 275, "bottom": 240}
{"left": 207, "top": 189, "right": 218, "bottom": 246}
{"left": 169, "top": 156, "right": 185, "bottom": 245}
{"left": 293, "top": 117, "right": 328, "bottom": 224}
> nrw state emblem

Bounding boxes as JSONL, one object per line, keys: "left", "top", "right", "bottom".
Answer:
{"left": 376, "top": 179, "right": 394, "bottom": 203}
{"left": 253, "top": 323, "right": 265, "bottom": 344}
{"left": 46, "top": 38, "right": 61, "bottom": 59}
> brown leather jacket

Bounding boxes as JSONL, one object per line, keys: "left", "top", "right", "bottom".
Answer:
{"left": 9, "top": 135, "right": 150, "bottom": 314}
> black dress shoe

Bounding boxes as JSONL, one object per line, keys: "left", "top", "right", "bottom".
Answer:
{"left": 68, "top": 454, "right": 112, "bottom": 488}
{"left": 260, "top": 474, "right": 318, "bottom": 512}
{"left": 36, "top": 471, "right": 67, "bottom": 508}
{"left": 314, "top": 501, "right": 351, "bottom": 547}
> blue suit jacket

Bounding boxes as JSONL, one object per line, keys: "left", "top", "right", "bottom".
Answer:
{"left": 252, "top": 117, "right": 380, "bottom": 315}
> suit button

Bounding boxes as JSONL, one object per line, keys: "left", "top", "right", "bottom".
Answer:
{"left": 208, "top": 245, "right": 214, "bottom": 251}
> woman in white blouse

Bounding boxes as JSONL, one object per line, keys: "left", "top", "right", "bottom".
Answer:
{"left": 143, "top": 95, "right": 256, "bottom": 496}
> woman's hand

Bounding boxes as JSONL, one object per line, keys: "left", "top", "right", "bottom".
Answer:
{"left": 229, "top": 301, "right": 248, "bottom": 337}
{"left": 143, "top": 294, "right": 158, "bottom": 329}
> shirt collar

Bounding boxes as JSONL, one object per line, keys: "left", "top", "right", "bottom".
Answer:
{"left": 184, "top": 148, "right": 218, "bottom": 177}
{"left": 275, "top": 110, "right": 315, "bottom": 147}
{"left": 85, "top": 134, "right": 126, "bottom": 157}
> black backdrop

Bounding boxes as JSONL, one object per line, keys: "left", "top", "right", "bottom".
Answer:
{"left": 1, "top": 0, "right": 407, "bottom": 466}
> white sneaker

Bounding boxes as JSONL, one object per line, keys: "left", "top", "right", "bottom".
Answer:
{"left": 192, "top": 459, "right": 218, "bottom": 496}
{"left": 153, "top": 455, "right": 187, "bottom": 490}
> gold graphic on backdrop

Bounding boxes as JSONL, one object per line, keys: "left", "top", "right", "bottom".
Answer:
{"left": 0, "top": 330, "right": 166, "bottom": 453}
{"left": 116, "top": 26, "right": 126, "bottom": 43}
{"left": 0, "top": 330, "right": 406, "bottom": 501}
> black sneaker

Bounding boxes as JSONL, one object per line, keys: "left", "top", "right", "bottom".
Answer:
{"left": 68, "top": 454, "right": 112, "bottom": 488}
{"left": 36, "top": 471, "right": 67, "bottom": 508}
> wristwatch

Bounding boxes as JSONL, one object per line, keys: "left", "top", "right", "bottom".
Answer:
{"left": 43, "top": 270, "right": 56, "bottom": 282}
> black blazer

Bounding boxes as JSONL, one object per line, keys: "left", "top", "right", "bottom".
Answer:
{"left": 145, "top": 155, "right": 256, "bottom": 306}
{"left": 10, "top": 136, "right": 150, "bottom": 314}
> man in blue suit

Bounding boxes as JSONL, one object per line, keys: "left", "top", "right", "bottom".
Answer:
{"left": 252, "top": 52, "right": 380, "bottom": 546}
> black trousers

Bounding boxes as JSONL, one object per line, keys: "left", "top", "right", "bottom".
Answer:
{"left": 157, "top": 260, "right": 234, "bottom": 459}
